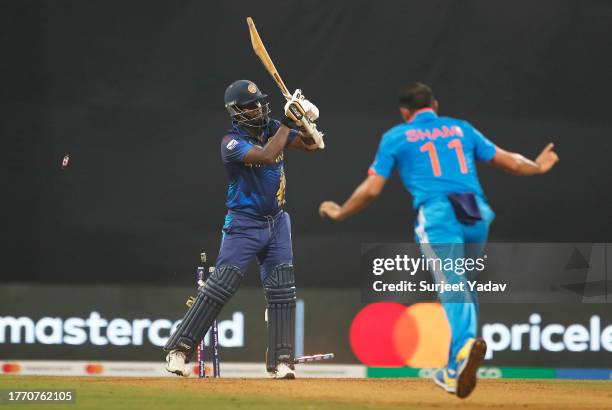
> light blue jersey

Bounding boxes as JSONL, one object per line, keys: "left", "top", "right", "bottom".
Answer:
{"left": 369, "top": 109, "right": 497, "bottom": 209}
{"left": 369, "top": 108, "right": 498, "bottom": 372}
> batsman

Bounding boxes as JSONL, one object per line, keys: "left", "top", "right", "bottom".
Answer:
{"left": 163, "top": 79, "right": 324, "bottom": 379}
{"left": 319, "top": 83, "right": 558, "bottom": 398}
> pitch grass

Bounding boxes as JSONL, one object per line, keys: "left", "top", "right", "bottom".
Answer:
{"left": 2, "top": 376, "right": 612, "bottom": 410}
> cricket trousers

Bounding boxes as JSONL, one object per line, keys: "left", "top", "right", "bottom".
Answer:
{"left": 414, "top": 195, "right": 494, "bottom": 371}
{"left": 215, "top": 210, "right": 293, "bottom": 281}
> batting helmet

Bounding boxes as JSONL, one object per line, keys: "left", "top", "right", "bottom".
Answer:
{"left": 224, "top": 80, "right": 270, "bottom": 128}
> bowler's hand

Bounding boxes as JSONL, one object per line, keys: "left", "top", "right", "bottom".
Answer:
{"left": 535, "top": 142, "right": 559, "bottom": 174}
{"left": 319, "top": 201, "right": 342, "bottom": 220}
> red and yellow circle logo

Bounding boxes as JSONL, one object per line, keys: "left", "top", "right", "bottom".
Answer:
{"left": 349, "top": 302, "right": 450, "bottom": 367}
{"left": 192, "top": 363, "right": 213, "bottom": 376}
{"left": 247, "top": 83, "right": 257, "bottom": 93}
{"left": 2, "top": 363, "right": 21, "bottom": 373}
{"left": 85, "top": 364, "right": 104, "bottom": 374}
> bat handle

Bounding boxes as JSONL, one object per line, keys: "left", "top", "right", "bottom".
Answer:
{"left": 301, "top": 119, "right": 324, "bottom": 143}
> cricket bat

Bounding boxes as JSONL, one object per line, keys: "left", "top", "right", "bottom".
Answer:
{"left": 246, "top": 17, "right": 325, "bottom": 149}
{"left": 246, "top": 17, "right": 291, "bottom": 100}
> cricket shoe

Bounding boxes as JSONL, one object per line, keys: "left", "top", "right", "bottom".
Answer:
{"left": 455, "top": 337, "right": 487, "bottom": 399}
{"left": 268, "top": 362, "right": 296, "bottom": 380}
{"left": 165, "top": 350, "right": 191, "bottom": 377}
{"left": 433, "top": 368, "right": 456, "bottom": 394}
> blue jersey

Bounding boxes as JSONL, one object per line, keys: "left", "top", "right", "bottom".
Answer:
{"left": 220, "top": 120, "right": 298, "bottom": 217}
{"left": 369, "top": 109, "right": 497, "bottom": 209}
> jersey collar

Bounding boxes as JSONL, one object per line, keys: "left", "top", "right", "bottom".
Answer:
{"left": 408, "top": 108, "right": 438, "bottom": 123}
{"left": 231, "top": 121, "right": 266, "bottom": 144}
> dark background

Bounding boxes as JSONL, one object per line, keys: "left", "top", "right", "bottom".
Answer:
{"left": 3, "top": 0, "right": 612, "bottom": 286}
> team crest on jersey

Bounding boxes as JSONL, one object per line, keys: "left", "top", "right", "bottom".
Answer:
{"left": 226, "top": 139, "right": 239, "bottom": 150}
{"left": 247, "top": 83, "right": 257, "bottom": 93}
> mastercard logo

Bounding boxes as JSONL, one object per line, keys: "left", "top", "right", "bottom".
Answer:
{"left": 349, "top": 302, "right": 450, "bottom": 367}
{"left": 2, "top": 363, "right": 21, "bottom": 373}
{"left": 85, "top": 364, "right": 104, "bottom": 374}
{"left": 192, "top": 364, "right": 213, "bottom": 376}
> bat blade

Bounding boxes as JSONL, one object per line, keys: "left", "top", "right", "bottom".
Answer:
{"left": 246, "top": 17, "right": 291, "bottom": 99}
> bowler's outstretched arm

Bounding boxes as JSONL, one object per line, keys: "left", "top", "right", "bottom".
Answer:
{"left": 319, "top": 174, "right": 386, "bottom": 221}
{"left": 489, "top": 142, "right": 559, "bottom": 176}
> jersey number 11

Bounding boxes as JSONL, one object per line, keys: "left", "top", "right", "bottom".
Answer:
{"left": 420, "top": 139, "right": 467, "bottom": 177}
